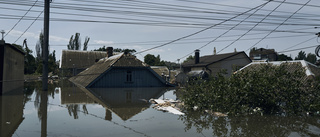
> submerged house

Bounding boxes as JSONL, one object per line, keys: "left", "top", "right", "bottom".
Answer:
{"left": 182, "top": 50, "right": 252, "bottom": 77}
{"left": 69, "top": 48, "right": 171, "bottom": 88}
{"left": 237, "top": 60, "right": 320, "bottom": 80}
{"left": 59, "top": 50, "right": 108, "bottom": 76}
{"left": 0, "top": 39, "right": 25, "bottom": 94}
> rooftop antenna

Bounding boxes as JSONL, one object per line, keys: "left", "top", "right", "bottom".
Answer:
{"left": 1, "top": 30, "right": 5, "bottom": 40}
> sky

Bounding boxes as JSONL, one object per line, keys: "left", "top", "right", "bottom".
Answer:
{"left": 1, "top": 0, "right": 320, "bottom": 63}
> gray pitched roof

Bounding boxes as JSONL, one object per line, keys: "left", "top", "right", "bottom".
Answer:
{"left": 59, "top": 50, "right": 108, "bottom": 69}
{"left": 182, "top": 51, "right": 250, "bottom": 67}
{"left": 237, "top": 60, "right": 320, "bottom": 79}
{"left": 69, "top": 53, "right": 149, "bottom": 88}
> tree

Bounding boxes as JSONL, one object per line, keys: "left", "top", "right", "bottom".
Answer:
{"left": 35, "top": 32, "right": 58, "bottom": 74}
{"left": 93, "top": 46, "right": 107, "bottom": 51}
{"left": 113, "top": 48, "right": 136, "bottom": 54}
{"left": 183, "top": 55, "right": 194, "bottom": 63}
{"left": 93, "top": 46, "right": 136, "bottom": 54}
{"left": 21, "top": 39, "right": 36, "bottom": 74}
{"left": 67, "top": 33, "right": 90, "bottom": 51}
{"left": 306, "top": 53, "right": 317, "bottom": 64}
{"left": 144, "top": 54, "right": 165, "bottom": 66}
{"left": 277, "top": 54, "right": 292, "bottom": 61}
{"left": 295, "top": 51, "right": 306, "bottom": 60}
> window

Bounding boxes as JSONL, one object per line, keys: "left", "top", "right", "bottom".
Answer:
{"left": 126, "top": 71, "right": 132, "bottom": 82}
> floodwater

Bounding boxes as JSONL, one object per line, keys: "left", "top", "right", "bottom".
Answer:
{"left": 1, "top": 80, "right": 320, "bottom": 137}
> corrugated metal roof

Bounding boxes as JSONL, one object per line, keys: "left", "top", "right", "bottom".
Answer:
{"left": 59, "top": 50, "right": 108, "bottom": 69}
{"left": 236, "top": 60, "right": 320, "bottom": 78}
{"left": 69, "top": 53, "right": 149, "bottom": 88}
{"left": 182, "top": 51, "right": 250, "bottom": 67}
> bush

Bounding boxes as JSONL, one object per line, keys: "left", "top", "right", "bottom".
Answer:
{"left": 180, "top": 64, "right": 320, "bottom": 115}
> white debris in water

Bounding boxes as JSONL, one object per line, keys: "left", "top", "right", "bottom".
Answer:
{"left": 154, "top": 106, "right": 184, "bottom": 115}
{"left": 150, "top": 99, "right": 184, "bottom": 115}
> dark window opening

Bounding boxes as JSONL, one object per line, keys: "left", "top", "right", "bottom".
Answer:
{"left": 126, "top": 71, "right": 132, "bottom": 82}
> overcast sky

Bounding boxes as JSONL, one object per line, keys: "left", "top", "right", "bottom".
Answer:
{"left": 1, "top": 0, "right": 319, "bottom": 63}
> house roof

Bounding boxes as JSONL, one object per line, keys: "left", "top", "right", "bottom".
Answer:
{"left": 69, "top": 53, "right": 150, "bottom": 88}
{"left": 182, "top": 51, "right": 250, "bottom": 67}
{"left": 237, "top": 60, "right": 320, "bottom": 78}
{"left": 151, "top": 66, "right": 169, "bottom": 76}
{"left": 59, "top": 50, "right": 108, "bottom": 69}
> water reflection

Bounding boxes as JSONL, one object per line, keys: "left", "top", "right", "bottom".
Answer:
{"left": 61, "top": 85, "right": 168, "bottom": 121}
{"left": 0, "top": 86, "right": 25, "bottom": 137}
{"left": 86, "top": 88, "right": 167, "bottom": 121}
{"left": 180, "top": 111, "right": 320, "bottom": 136}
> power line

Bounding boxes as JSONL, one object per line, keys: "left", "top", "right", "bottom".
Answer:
{"left": 246, "top": 0, "right": 312, "bottom": 51}
{"left": 13, "top": 10, "right": 43, "bottom": 44}
{"left": 217, "top": 0, "right": 287, "bottom": 53}
{"left": 134, "top": 1, "right": 273, "bottom": 55}
{"left": 4, "top": 0, "right": 39, "bottom": 38}
{"left": 280, "top": 36, "right": 316, "bottom": 52}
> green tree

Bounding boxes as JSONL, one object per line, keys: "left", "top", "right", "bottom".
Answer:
{"left": 277, "top": 54, "right": 292, "bottom": 61}
{"left": 93, "top": 46, "right": 107, "bottom": 51}
{"left": 295, "top": 51, "right": 306, "bottom": 60}
{"left": 306, "top": 53, "right": 317, "bottom": 64}
{"left": 93, "top": 46, "right": 136, "bottom": 54}
{"left": 67, "top": 33, "right": 90, "bottom": 51}
{"left": 180, "top": 64, "right": 320, "bottom": 115}
{"left": 144, "top": 54, "right": 157, "bottom": 66}
{"left": 144, "top": 54, "right": 165, "bottom": 66}
{"left": 35, "top": 32, "right": 58, "bottom": 74}
{"left": 21, "top": 39, "right": 36, "bottom": 74}
{"left": 183, "top": 55, "right": 195, "bottom": 63}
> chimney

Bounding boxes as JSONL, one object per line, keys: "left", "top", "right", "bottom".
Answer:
{"left": 106, "top": 47, "right": 113, "bottom": 58}
{"left": 213, "top": 47, "right": 216, "bottom": 55}
{"left": 195, "top": 49, "right": 200, "bottom": 64}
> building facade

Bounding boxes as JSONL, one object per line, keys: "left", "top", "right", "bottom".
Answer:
{"left": 0, "top": 40, "right": 25, "bottom": 94}
{"left": 182, "top": 50, "right": 252, "bottom": 77}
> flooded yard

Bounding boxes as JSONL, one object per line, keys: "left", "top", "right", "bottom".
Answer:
{"left": 1, "top": 80, "right": 320, "bottom": 137}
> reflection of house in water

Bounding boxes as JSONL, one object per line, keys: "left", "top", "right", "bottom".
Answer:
{"left": 60, "top": 85, "right": 167, "bottom": 121}
{"left": 0, "top": 39, "right": 24, "bottom": 94}
{"left": 60, "top": 86, "right": 96, "bottom": 105}
{"left": 0, "top": 87, "right": 25, "bottom": 137}
{"left": 86, "top": 88, "right": 167, "bottom": 121}
{"left": 70, "top": 47, "right": 172, "bottom": 88}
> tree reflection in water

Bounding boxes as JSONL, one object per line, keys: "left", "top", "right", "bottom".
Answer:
{"left": 179, "top": 111, "right": 320, "bottom": 136}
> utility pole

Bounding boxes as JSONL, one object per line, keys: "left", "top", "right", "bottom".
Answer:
{"left": 43, "top": 0, "right": 50, "bottom": 91}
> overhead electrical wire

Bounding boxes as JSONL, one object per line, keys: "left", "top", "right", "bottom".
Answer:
{"left": 280, "top": 36, "right": 316, "bottom": 52}
{"left": 13, "top": 10, "right": 43, "bottom": 44}
{"left": 133, "top": 1, "right": 273, "bottom": 55}
{"left": 4, "top": 0, "right": 38, "bottom": 38}
{"left": 217, "top": 0, "right": 287, "bottom": 53}
{"left": 246, "top": 0, "right": 312, "bottom": 51}
{"left": 176, "top": 0, "right": 270, "bottom": 61}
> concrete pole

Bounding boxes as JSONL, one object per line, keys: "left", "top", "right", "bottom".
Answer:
{"left": 42, "top": 0, "right": 50, "bottom": 91}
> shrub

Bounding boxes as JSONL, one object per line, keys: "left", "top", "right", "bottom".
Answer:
{"left": 180, "top": 64, "right": 320, "bottom": 115}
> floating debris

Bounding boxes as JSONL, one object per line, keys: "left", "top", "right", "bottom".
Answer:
{"left": 204, "top": 110, "right": 228, "bottom": 117}
{"left": 150, "top": 99, "right": 184, "bottom": 115}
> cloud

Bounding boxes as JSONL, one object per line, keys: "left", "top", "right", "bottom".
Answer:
{"left": 50, "top": 36, "right": 69, "bottom": 42}
{"left": 93, "top": 40, "right": 114, "bottom": 45}
{"left": 7, "top": 29, "right": 69, "bottom": 42}
{"left": 8, "top": 30, "right": 37, "bottom": 39}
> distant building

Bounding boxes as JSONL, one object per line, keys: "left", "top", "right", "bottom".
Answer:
{"left": 70, "top": 47, "right": 172, "bottom": 88}
{"left": 0, "top": 40, "right": 25, "bottom": 94}
{"left": 249, "top": 48, "right": 278, "bottom": 61}
{"left": 182, "top": 50, "right": 251, "bottom": 77}
{"left": 59, "top": 50, "right": 108, "bottom": 76}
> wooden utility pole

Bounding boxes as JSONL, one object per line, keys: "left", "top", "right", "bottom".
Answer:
{"left": 43, "top": 0, "right": 50, "bottom": 91}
